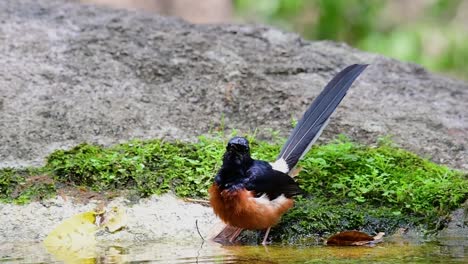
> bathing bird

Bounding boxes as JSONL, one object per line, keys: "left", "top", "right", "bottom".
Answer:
{"left": 209, "top": 64, "right": 368, "bottom": 245}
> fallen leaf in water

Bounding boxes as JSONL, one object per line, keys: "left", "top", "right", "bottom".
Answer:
{"left": 326, "top": 231, "right": 385, "bottom": 246}
{"left": 43, "top": 206, "right": 128, "bottom": 263}
{"left": 43, "top": 211, "right": 100, "bottom": 262}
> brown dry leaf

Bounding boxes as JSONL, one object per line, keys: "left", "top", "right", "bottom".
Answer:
{"left": 326, "top": 230, "right": 385, "bottom": 246}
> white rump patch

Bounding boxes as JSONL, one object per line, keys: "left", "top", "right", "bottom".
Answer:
{"left": 270, "top": 158, "right": 289, "bottom": 173}
{"left": 252, "top": 194, "right": 289, "bottom": 209}
{"left": 253, "top": 194, "right": 270, "bottom": 205}
{"left": 271, "top": 194, "right": 288, "bottom": 208}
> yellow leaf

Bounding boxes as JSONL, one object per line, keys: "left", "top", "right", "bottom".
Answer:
{"left": 43, "top": 211, "right": 99, "bottom": 263}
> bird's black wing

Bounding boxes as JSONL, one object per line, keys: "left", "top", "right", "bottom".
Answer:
{"left": 245, "top": 160, "right": 302, "bottom": 199}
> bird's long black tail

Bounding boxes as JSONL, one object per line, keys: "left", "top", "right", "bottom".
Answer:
{"left": 274, "top": 64, "right": 368, "bottom": 173}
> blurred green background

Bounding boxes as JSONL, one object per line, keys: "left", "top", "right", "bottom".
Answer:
{"left": 234, "top": 0, "right": 468, "bottom": 79}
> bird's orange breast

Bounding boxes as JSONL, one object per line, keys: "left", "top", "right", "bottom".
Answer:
{"left": 209, "top": 184, "right": 294, "bottom": 230}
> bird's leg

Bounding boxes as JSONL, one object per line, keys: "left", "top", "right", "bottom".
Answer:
{"left": 261, "top": 227, "right": 271, "bottom": 246}
{"left": 228, "top": 227, "right": 243, "bottom": 243}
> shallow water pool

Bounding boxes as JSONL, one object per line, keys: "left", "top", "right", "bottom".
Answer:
{"left": 1, "top": 237, "right": 466, "bottom": 263}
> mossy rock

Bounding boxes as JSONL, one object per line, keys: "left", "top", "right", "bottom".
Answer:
{"left": 0, "top": 134, "right": 466, "bottom": 242}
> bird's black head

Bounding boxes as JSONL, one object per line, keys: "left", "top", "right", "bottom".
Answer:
{"left": 227, "top": 136, "right": 250, "bottom": 153}
{"left": 215, "top": 137, "right": 253, "bottom": 189}
{"left": 223, "top": 136, "right": 252, "bottom": 167}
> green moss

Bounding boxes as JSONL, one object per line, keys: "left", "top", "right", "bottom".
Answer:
{"left": 270, "top": 137, "right": 466, "bottom": 242}
{"left": 0, "top": 168, "right": 55, "bottom": 204}
{"left": 0, "top": 134, "right": 466, "bottom": 239}
{"left": 45, "top": 137, "right": 225, "bottom": 197}
{"left": 43, "top": 134, "right": 284, "bottom": 198}
{"left": 0, "top": 168, "right": 19, "bottom": 200}
{"left": 300, "top": 137, "right": 466, "bottom": 213}
{"left": 272, "top": 198, "right": 421, "bottom": 245}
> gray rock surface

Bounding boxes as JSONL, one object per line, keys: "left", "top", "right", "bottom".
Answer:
{"left": 438, "top": 200, "right": 468, "bottom": 239}
{"left": 0, "top": 0, "right": 467, "bottom": 170}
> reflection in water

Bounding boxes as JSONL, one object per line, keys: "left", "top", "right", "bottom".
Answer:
{"left": 0, "top": 237, "right": 466, "bottom": 263}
